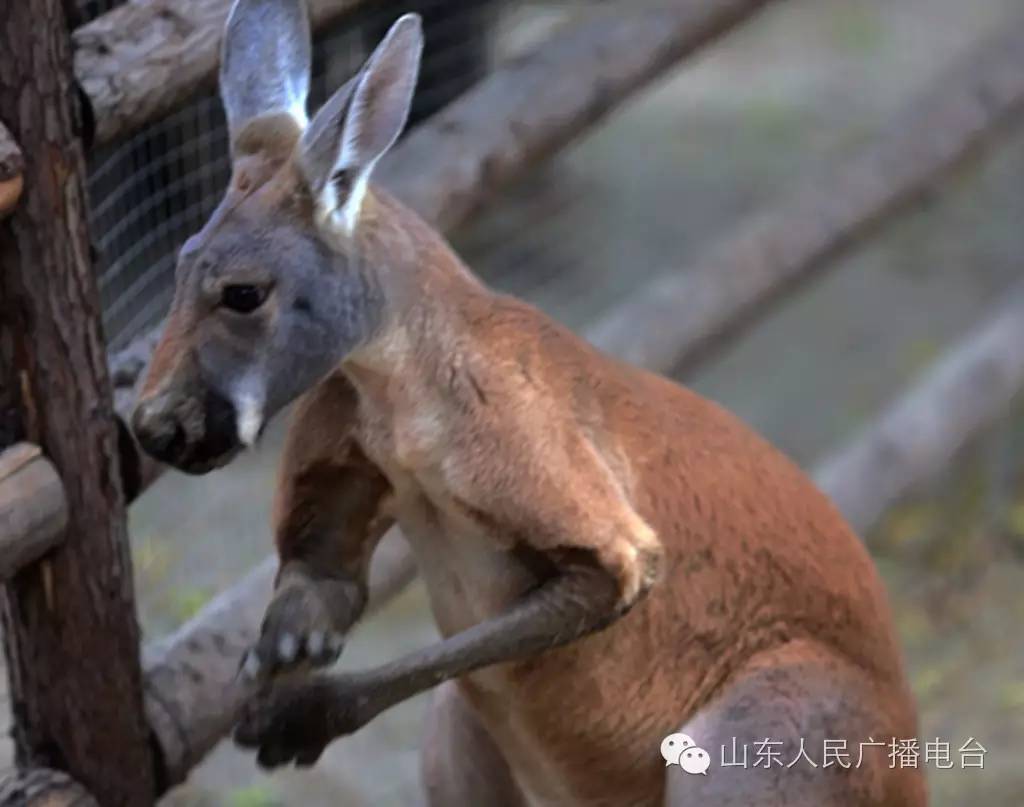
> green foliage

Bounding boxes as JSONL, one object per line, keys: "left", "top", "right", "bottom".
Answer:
{"left": 225, "top": 785, "right": 281, "bottom": 807}
{"left": 169, "top": 585, "right": 214, "bottom": 622}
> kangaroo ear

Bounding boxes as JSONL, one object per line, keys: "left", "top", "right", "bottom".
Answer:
{"left": 220, "top": 0, "right": 312, "bottom": 154}
{"left": 297, "top": 13, "right": 422, "bottom": 231}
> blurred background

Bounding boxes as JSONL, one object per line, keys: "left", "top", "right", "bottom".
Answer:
{"left": 18, "top": 0, "right": 1024, "bottom": 804}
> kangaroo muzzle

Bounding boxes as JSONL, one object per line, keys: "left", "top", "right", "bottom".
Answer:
{"left": 132, "top": 384, "right": 242, "bottom": 473}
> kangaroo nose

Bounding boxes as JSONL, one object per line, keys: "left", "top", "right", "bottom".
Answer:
{"left": 132, "top": 398, "right": 188, "bottom": 465}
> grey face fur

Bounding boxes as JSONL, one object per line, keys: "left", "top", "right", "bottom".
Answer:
{"left": 131, "top": 1, "right": 422, "bottom": 472}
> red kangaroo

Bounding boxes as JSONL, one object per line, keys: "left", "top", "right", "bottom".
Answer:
{"left": 132, "top": 2, "right": 925, "bottom": 805}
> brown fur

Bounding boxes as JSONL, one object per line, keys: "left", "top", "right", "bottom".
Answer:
{"left": 136, "top": 102, "right": 924, "bottom": 807}
{"left": 241, "top": 188, "right": 921, "bottom": 805}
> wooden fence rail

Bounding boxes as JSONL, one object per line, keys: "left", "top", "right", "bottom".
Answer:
{"left": 587, "top": 17, "right": 1024, "bottom": 375}
{"left": 73, "top": 0, "right": 776, "bottom": 148}
{"left": 74, "top": 0, "right": 370, "bottom": 145}
{"left": 818, "top": 284, "right": 1024, "bottom": 534}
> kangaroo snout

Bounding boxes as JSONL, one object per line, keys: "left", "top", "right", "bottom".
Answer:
{"left": 132, "top": 386, "right": 241, "bottom": 473}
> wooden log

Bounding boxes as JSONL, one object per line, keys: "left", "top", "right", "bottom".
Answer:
{"left": 0, "top": 2, "right": 157, "bottom": 803}
{"left": 586, "top": 19, "right": 1024, "bottom": 375}
{"left": 380, "top": 0, "right": 777, "bottom": 232}
{"left": 0, "top": 444, "right": 67, "bottom": 581}
{"left": 0, "top": 120, "right": 23, "bottom": 219}
{"left": 74, "top": 0, "right": 368, "bottom": 145}
{"left": 0, "top": 768, "right": 98, "bottom": 807}
{"left": 814, "top": 285, "right": 1024, "bottom": 535}
{"left": 143, "top": 529, "right": 417, "bottom": 789}
{"left": 75, "top": 0, "right": 773, "bottom": 149}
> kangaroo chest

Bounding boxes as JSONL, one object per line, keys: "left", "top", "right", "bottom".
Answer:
{"left": 349, "top": 374, "right": 540, "bottom": 639}
{"left": 383, "top": 467, "right": 537, "bottom": 638}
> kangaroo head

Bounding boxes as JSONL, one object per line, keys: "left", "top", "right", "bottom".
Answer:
{"left": 132, "top": 0, "right": 422, "bottom": 473}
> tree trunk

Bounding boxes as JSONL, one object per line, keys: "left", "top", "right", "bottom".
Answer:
{"left": 0, "top": 2, "right": 157, "bottom": 804}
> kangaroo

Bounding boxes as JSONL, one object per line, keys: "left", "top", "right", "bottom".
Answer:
{"left": 131, "top": 2, "right": 926, "bottom": 805}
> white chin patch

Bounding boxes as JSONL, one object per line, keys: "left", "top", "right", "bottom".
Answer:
{"left": 289, "top": 102, "right": 309, "bottom": 130}
{"left": 235, "top": 391, "right": 264, "bottom": 448}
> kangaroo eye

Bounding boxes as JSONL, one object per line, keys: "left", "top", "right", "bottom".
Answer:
{"left": 220, "top": 284, "right": 266, "bottom": 314}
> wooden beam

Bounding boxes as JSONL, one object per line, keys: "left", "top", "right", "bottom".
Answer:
{"left": 75, "top": 1, "right": 773, "bottom": 149}
{"left": 0, "top": 120, "right": 23, "bottom": 219}
{"left": 73, "top": 0, "right": 368, "bottom": 145}
{"left": 0, "top": 2, "right": 157, "bottom": 803}
{"left": 814, "top": 285, "right": 1024, "bottom": 535}
{"left": 379, "top": 0, "right": 778, "bottom": 232}
{"left": 586, "top": 18, "right": 1024, "bottom": 375}
{"left": 0, "top": 444, "right": 67, "bottom": 581}
{"left": 143, "top": 529, "right": 417, "bottom": 790}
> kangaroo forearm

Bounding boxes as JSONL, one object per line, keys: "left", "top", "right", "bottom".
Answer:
{"left": 345, "top": 563, "right": 623, "bottom": 715}
{"left": 276, "top": 559, "right": 367, "bottom": 630}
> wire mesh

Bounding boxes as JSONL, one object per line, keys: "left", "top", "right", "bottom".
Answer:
{"left": 86, "top": 0, "right": 499, "bottom": 350}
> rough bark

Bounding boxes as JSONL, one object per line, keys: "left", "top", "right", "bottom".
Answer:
{"left": 586, "top": 19, "right": 1024, "bottom": 375}
{"left": 0, "top": 2, "right": 156, "bottom": 804}
{"left": 143, "top": 529, "right": 417, "bottom": 789}
{"left": 814, "top": 286, "right": 1024, "bottom": 535}
{"left": 0, "top": 445, "right": 67, "bottom": 582}
{"left": 74, "top": 0, "right": 369, "bottom": 145}
{"left": 380, "top": 0, "right": 777, "bottom": 232}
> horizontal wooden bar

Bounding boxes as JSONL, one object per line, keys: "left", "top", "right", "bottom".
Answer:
{"left": 0, "top": 443, "right": 68, "bottom": 580}
{"left": 586, "top": 18, "right": 1024, "bottom": 376}
{"left": 74, "top": 0, "right": 369, "bottom": 145}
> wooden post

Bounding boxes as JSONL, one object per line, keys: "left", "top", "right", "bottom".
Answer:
{"left": 0, "top": 2, "right": 157, "bottom": 804}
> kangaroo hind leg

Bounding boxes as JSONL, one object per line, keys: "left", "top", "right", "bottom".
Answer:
{"left": 664, "top": 640, "right": 926, "bottom": 807}
{"left": 420, "top": 681, "right": 526, "bottom": 807}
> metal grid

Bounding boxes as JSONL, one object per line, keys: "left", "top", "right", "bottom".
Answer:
{"left": 85, "top": 1, "right": 497, "bottom": 350}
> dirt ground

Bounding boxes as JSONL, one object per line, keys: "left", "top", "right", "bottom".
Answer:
{"left": 115, "top": 0, "right": 1024, "bottom": 804}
